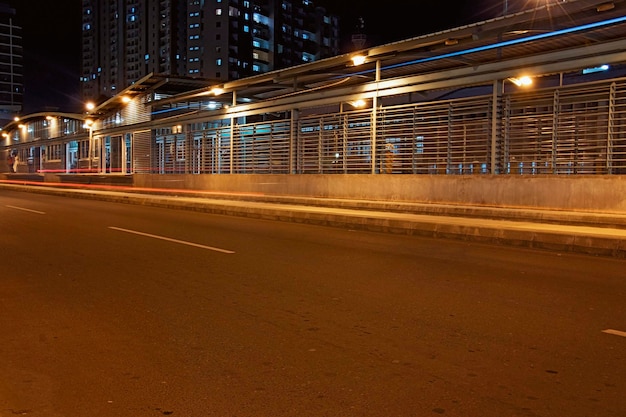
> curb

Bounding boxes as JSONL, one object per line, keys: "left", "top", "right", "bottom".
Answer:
{"left": 2, "top": 183, "right": 626, "bottom": 258}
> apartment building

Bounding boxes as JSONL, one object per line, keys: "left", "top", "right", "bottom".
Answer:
{"left": 81, "top": 0, "right": 339, "bottom": 103}
{"left": 0, "top": 2, "right": 22, "bottom": 125}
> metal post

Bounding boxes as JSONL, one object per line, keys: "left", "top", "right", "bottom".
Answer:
{"left": 371, "top": 59, "right": 380, "bottom": 174}
{"left": 491, "top": 80, "right": 502, "bottom": 174}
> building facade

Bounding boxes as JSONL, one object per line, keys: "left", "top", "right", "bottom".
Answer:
{"left": 0, "top": 2, "right": 22, "bottom": 125}
{"left": 80, "top": 0, "right": 339, "bottom": 104}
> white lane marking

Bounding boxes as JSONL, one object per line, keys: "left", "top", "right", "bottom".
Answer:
{"left": 5, "top": 205, "right": 46, "bottom": 215}
{"left": 108, "top": 226, "right": 235, "bottom": 254}
{"left": 602, "top": 329, "right": 626, "bottom": 338}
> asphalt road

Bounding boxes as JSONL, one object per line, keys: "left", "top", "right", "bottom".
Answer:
{"left": 1, "top": 189, "right": 625, "bottom": 417}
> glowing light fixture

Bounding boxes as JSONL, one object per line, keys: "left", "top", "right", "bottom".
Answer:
{"left": 582, "top": 64, "right": 609, "bottom": 74}
{"left": 349, "top": 99, "right": 366, "bottom": 108}
{"left": 351, "top": 55, "right": 366, "bottom": 66}
{"left": 209, "top": 87, "right": 225, "bottom": 96}
{"left": 86, "top": 102, "right": 95, "bottom": 111}
{"left": 508, "top": 76, "right": 533, "bottom": 87}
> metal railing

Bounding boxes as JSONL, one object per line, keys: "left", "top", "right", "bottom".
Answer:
{"left": 149, "top": 78, "right": 625, "bottom": 176}
{"left": 7, "top": 78, "right": 626, "bottom": 177}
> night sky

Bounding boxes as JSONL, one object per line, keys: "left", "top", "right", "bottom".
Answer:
{"left": 10, "top": 0, "right": 82, "bottom": 114}
{"left": 11, "top": 0, "right": 497, "bottom": 115}
{"left": 316, "top": 1, "right": 494, "bottom": 50}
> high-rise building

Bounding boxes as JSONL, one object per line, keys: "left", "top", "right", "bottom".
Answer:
{"left": 0, "top": 2, "right": 22, "bottom": 125}
{"left": 81, "top": 0, "right": 339, "bottom": 103}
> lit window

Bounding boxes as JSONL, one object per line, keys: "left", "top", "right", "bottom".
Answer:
{"left": 216, "top": 8, "right": 222, "bottom": 15}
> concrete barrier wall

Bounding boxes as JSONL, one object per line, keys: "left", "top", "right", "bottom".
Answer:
{"left": 2, "top": 172, "right": 624, "bottom": 213}
{"left": 133, "top": 174, "right": 626, "bottom": 213}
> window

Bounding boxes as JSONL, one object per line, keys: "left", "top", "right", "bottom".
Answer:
{"left": 79, "top": 140, "right": 90, "bottom": 159}
{"left": 48, "top": 144, "right": 62, "bottom": 160}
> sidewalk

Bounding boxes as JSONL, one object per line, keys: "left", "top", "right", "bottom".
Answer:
{"left": 2, "top": 181, "right": 626, "bottom": 258}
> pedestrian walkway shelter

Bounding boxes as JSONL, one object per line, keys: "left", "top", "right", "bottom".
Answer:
{"left": 3, "top": 0, "right": 626, "bottom": 212}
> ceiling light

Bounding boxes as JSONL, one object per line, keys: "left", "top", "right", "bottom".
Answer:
{"left": 351, "top": 55, "right": 366, "bottom": 66}
{"left": 508, "top": 76, "right": 533, "bottom": 87}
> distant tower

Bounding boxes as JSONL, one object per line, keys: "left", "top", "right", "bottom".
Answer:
{"left": 0, "top": 2, "right": 22, "bottom": 125}
{"left": 351, "top": 16, "right": 367, "bottom": 51}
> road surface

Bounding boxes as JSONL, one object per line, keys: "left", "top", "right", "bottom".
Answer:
{"left": 1, "top": 189, "right": 625, "bottom": 416}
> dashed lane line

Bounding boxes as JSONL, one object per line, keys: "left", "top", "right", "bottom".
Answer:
{"left": 5, "top": 205, "right": 46, "bottom": 214}
{"left": 108, "top": 226, "right": 235, "bottom": 254}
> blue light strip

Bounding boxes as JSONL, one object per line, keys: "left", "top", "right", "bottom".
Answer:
{"left": 350, "top": 15, "right": 626, "bottom": 77}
